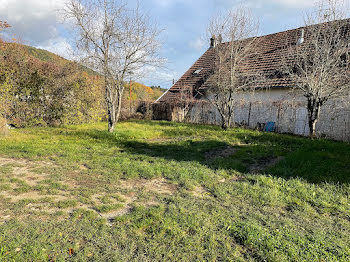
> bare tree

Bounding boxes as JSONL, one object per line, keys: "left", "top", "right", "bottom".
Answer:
{"left": 204, "top": 8, "right": 260, "bottom": 130}
{"left": 0, "top": 20, "right": 10, "bottom": 34}
{"left": 282, "top": 0, "right": 350, "bottom": 136}
{"left": 63, "top": 0, "right": 163, "bottom": 132}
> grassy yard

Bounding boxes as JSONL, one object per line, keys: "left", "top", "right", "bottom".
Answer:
{"left": 0, "top": 120, "right": 349, "bottom": 261}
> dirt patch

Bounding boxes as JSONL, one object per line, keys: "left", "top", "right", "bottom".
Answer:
{"left": 79, "top": 164, "right": 89, "bottom": 170}
{"left": 191, "top": 186, "right": 210, "bottom": 198}
{"left": 0, "top": 213, "right": 11, "bottom": 224}
{"left": 191, "top": 176, "right": 246, "bottom": 198}
{"left": 0, "top": 157, "right": 56, "bottom": 186}
{"left": 205, "top": 146, "right": 237, "bottom": 162}
{"left": 249, "top": 156, "right": 284, "bottom": 173}
{"left": 231, "top": 176, "right": 246, "bottom": 182}
{"left": 7, "top": 192, "right": 67, "bottom": 202}
{"left": 0, "top": 157, "right": 54, "bottom": 168}
{"left": 118, "top": 178, "right": 177, "bottom": 195}
{"left": 96, "top": 192, "right": 137, "bottom": 223}
{"left": 0, "top": 157, "right": 79, "bottom": 215}
{"left": 0, "top": 157, "right": 177, "bottom": 222}
{"left": 96, "top": 178, "right": 177, "bottom": 222}
{"left": 102, "top": 207, "right": 133, "bottom": 222}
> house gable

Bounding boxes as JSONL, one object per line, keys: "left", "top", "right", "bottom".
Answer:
{"left": 155, "top": 18, "right": 350, "bottom": 104}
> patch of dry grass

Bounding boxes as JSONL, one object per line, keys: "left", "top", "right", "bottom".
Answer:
{"left": 0, "top": 121, "right": 349, "bottom": 261}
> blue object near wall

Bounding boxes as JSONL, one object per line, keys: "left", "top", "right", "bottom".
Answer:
{"left": 264, "top": 122, "right": 275, "bottom": 132}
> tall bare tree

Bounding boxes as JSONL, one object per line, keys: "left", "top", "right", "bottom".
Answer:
{"left": 282, "top": 0, "right": 350, "bottom": 136}
{"left": 204, "top": 8, "right": 260, "bottom": 130}
{"left": 63, "top": 0, "right": 163, "bottom": 132}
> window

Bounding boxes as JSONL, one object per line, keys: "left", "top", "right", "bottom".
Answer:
{"left": 193, "top": 68, "right": 203, "bottom": 75}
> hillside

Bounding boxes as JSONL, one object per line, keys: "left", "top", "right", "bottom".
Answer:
{"left": 24, "top": 44, "right": 165, "bottom": 102}
{"left": 0, "top": 42, "right": 165, "bottom": 126}
{"left": 25, "top": 45, "right": 99, "bottom": 76}
{"left": 0, "top": 41, "right": 106, "bottom": 127}
{"left": 25, "top": 45, "right": 67, "bottom": 64}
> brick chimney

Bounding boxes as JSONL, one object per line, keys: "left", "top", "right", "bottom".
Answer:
{"left": 210, "top": 35, "right": 217, "bottom": 48}
{"left": 297, "top": 29, "right": 305, "bottom": 45}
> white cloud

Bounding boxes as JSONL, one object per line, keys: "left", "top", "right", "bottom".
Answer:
{"left": 189, "top": 37, "right": 205, "bottom": 50}
{"left": 141, "top": 65, "right": 180, "bottom": 88}
{"left": 0, "top": 0, "right": 69, "bottom": 56}
{"left": 268, "top": 0, "right": 316, "bottom": 8}
{"left": 216, "top": 0, "right": 316, "bottom": 9}
{"left": 151, "top": 0, "right": 188, "bottom": 8}
{"left": 36, "top": 37, "right": 73, "bottom": 60}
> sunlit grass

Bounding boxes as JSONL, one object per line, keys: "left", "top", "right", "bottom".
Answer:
{"left": 0, "top": 120, "right": 349, "bottom": 261}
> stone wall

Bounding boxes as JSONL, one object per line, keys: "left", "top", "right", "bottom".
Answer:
{"left": 184, "top": 89, "right": 350, "bottom": 142}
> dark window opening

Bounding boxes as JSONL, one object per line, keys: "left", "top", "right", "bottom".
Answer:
{"left": 193, "top": 68, "right": 203, "bottom": 75}
{"left": 267, "top": 70, "right": 288, "bottom": 79}
{"left": 193, "top": 79, "right": 205, "bottom": 99}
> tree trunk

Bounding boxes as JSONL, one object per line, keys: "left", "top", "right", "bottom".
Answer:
{"left": 308, "top": 117, "right": 316, "bottom": 137}
{"left": 115, "top": 93, "right": 123, "bottom": 125}
{"left": 220, "top": 114, "right": 230, "bottom": 130}
{"left": 105, "top": 78, "right": 116, "bottom": 133}
{"left": 0, "top": 117, "right": 9, "bottom": 136}
{"left": 107, "top": 101, "right": 116, "bottom": 133}
{"left": 106, "top": 80, "right": 124, "bottom": 133}
{"left": 221, "top": 121, "right": 228, "bottom": 130}
{"left": 228, "top": 115, "right": 234, "bottom": 128}
{"left": 307, "top": 98, "right": 321, "bottom": 137}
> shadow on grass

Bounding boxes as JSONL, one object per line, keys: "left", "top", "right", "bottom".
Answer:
{"left": 58, "top": 125, "right": 350, "bottom": 185}
{"left": 50, "top": 128, "right": 120, "bottom": 145}
{"left": 121, "top": 139, "right": 350, "bottom": 185}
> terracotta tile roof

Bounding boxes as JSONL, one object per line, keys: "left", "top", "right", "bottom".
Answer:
{"left": 156, "top": 19, "right": 350, "bottom": 103}
{"left": 157, "top": 48, "right": 216, "bottom": 102}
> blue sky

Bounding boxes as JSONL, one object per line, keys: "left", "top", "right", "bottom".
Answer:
{"left": 141, "top": 0, "right": 314, "bottom": 88}
{"left": 0, "top": 0, "right": 343, "bottom": 88}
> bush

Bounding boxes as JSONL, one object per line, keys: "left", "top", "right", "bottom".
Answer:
{"left": 0, "top": 43, "right": 106, "bottom": 127}
{"left": 136, "top": 101, "right": 153, "bottom": 120}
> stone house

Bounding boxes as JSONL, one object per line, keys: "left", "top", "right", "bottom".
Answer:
{"left": 153, "top": 21, "right": 350, "bottom": 142}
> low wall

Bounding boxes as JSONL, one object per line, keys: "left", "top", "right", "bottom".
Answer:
{"left": 182, "top": 91, "right": 350, "bottom": 142}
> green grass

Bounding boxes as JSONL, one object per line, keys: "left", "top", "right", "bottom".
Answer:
{"left": 0, "top": 120, "right": 349, "bottom": 261}
{"left": 52, "top": 199, "right": 78, "bottom": 209}
{"left": 95, "top": 203, "right": 124, "bottom": 213}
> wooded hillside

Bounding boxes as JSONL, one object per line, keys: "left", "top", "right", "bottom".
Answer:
{"left": 0, "top": 41, "right": 165, "bottom": 127}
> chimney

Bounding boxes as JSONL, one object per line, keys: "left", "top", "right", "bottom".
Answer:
{"left": 218, "top": 34, "right": 223, "bottom": 44}
{"left": 210, "top": 35, "right": 217, "bottom": 48}
{"left": 297, "top": 29, "right": 305, "bottom": 45}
